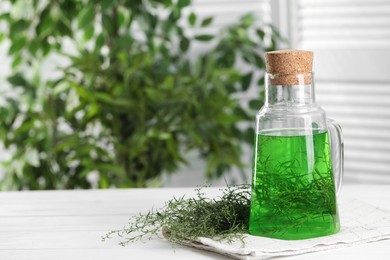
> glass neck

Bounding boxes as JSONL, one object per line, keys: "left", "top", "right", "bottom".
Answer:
{"left": 265, "top": 72, "right": 315, "bottom": 107}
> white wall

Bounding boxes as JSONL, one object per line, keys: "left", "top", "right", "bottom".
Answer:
{"left": 289, "top": 0, "right": 390, "bottom": 184}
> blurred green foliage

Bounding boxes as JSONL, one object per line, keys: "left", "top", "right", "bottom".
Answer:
{"left": 0, "top": 0, "right": 281, "bottom": 189}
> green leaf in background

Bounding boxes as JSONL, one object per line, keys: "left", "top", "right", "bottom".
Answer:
{"left": 201, "top": 17, "right": 213, "bottom": 27}
{"left": 57, "top": 20, "right": 72, "bottom": 37}
{"left": 10, "top": 19, "right": 29, "bottom": 37}
{"left": 36, "top": 9, "right": 53, "bottom": 36}
{"left": 101, "top": 0, "right": 114, "bottom": 11}
{"left": 11, "top": 55, "right": 22, "bottom": 69}
{"left": 83, "top": 25, "right": 95, "bottom": 41}
{"left": 178, "top": 0, "right": 191, "bottom": 8}
{"left": 180, "top": 37, "right": 190, "bottom": 52}
{"left": 254, "top": 54, "right": 264, "bottom": 68}
{"left": 102, "top": 14, "right": 114, "bottom": 34}
{"left": 249, "top": 99, "right": 263, "bottom": 110}
{"left": 188, "top": 12, "right": 197, "bottom": 26}
{"left": 241, "top": 72, "right": 252, "bottom": 91}
{"left": 194, "top": 34, "right": 214, "bottom": 41}
{"left": 256, "top": 29, "right": 265, "bottom": 41}
{"left": 8, "top": 37, "right": 26, "bottom": 55}
{"left": 7, "top": 73, "right": 27, "bottom": 86}
{"left": 78, "top": 4, "right": 95, "bottom": 29}
{"left": 0, "top": 13, "right": 10, "bottom": 21}
{"left": 257, "top": 76, "right": 265, "bottom": 86}
{"left": 95, "top": 34, "right": 105, "bottom": 50}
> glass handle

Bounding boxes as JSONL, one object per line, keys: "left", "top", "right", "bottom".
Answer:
{"left": 327, "top": 119, "right": 344, "bottom": 196}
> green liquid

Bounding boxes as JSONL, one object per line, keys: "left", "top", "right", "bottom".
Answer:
{"left": 249, "top": 131, "right": 340, "bottom": 240}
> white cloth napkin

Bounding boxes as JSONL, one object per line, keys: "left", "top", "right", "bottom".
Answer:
{"left": 183, "top": 199, "right": 390, "bottom": 259}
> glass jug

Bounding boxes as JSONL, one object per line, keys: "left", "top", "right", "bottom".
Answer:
{"left": 249, "top": 50, "right": 343, "bottom": 240}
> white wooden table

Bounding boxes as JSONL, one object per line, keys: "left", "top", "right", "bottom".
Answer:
{"left": 1, "top": 184, "right": 389, "bottom": 260}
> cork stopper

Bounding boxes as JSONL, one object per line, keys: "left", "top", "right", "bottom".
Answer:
{"left": 265, "top": 50, "right": 313, "bottom": 85}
